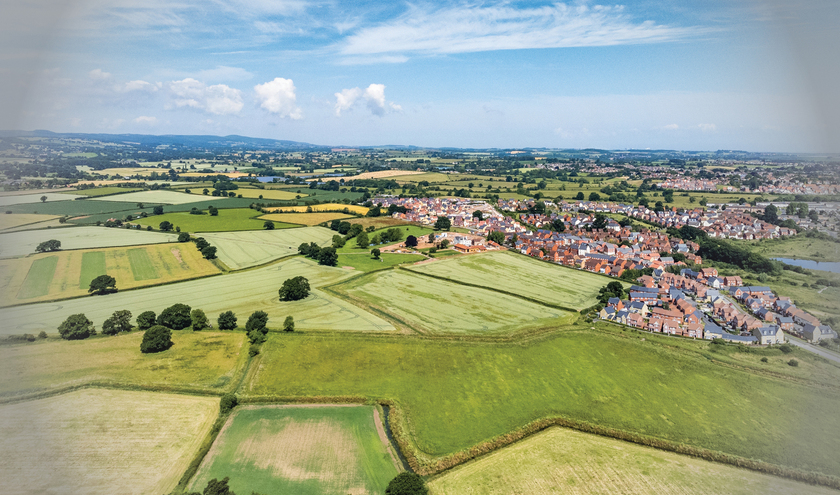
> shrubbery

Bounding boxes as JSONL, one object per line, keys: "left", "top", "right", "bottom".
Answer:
{"left": 157, "top": 303, "right": 193, "bottom": 330}
{"left": 137, "top": 311, "right": 157, "bottom": 330}
{"left": 58, "top": 314, "right": 96, "bottom": 340}
{"left": 385, "top": 472, "right": 428, "bottom": 495}
{"left": 217, "top": 311, "right": 238, "bottom": 330}
{"left": 102, "top": 310, "right": 132, "bottom": 335}
{"left": 140, "top": 325, "right": 172, "bottom": 353}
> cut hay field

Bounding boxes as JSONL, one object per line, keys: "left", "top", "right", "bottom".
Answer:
{"left": 90, "top": 189, "right": 210, "bottom": 204}
{"left": 265, "top": 203, "right": 369, "bottom": 215}
{"left": 2, "top": 199, "right": 157, "bottom": 217}
{"left": 346, "top": 216, "right": 411, "bottom": 230}
{"left": 199, "top": 227, "right": 335, "bottom": 269}
{"left": 66, "top": 186, "right": 144, "bottom": 197}
{"left": 0, "top": 242, "right": 219, "bottom": 305}
{"left": 0, "top": 192, "right": 83, "bottom": 206}
{"left": 251, "top": 328, "right": 840, "bottom": 478}
{"left": 0, "top": 226, "right": 178, "bottom": 258}
{"left": 0, "top": 389, "right": 219, "bottom": 495}
{"left": 3, "top": 258, "right": 393, "bottom": 335}
{"left": 428, "top": 427, "right": 837, "bottom": 495}
{"left": 260, "top": 212, "right": 353, "bottom": 226}
{"left": 227, "top": 188, "right": 305, "bottom": 200}
{"left": 406, "top": 251, "right": 612, "bottom": 310}
{"left": 0, "top": 213, "right": 60, "bottom": 231}
{"left": 190, "top": 405, "right": 399, "bottom": 495}
{"left": 135, "top": 208, "right": 291, "bottom": 232}
{"left": 332, "top": 269, "right": 572, "bottom": 335}
{"left": 0, "top": 330, "right": 247, "bottom": 396}
{"left": 338, "top": 253, "right": 426, "bottom": 272}
{"left": 391, "top": 172, "right": 453, "bottom": 183}
{"left": 351, "top": 169, "right": 426, "bottom": 180}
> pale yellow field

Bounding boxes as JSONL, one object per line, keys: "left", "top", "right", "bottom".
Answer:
{"left": 349, "top": 170, "right": 425, "bottom": 180}
{"left": 259, "top": 212, "right": 352, "bottom": 226}
{"left": 0, "top": 388, "right": 219, "bottom": 495}
{"left": 264, "top": 204, "right": 369, "bottom": 214}
{"left": 181, "top": 171, "right": 251, "bottom": 178}
{"left": 0, "top": 243, "right": 220, "bottom": 306}
{"left": 96, "top": 167, "right": 161, "bottom": 176}
{"left": 0, "top": 213, "right": 60, "bottom": 230}
{"left": 197, "top": 188, "right": 305, "bottom": 201}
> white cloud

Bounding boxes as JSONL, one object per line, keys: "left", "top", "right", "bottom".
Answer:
{"left": 698, "top": 123, "right": 717, "bottom": 132}
{"left": 89, "top": 68, "right": 112, "bottom": 80}
{"left": 198, "top": 66, "right": 254, "bottom": 82}
{"left": 334, "top": 87, "right": 362, "bottom": 116}
{"left": 253, "top": 77, "right": 302, "bottom": 119}
{"left": 120, "top": 80, "right": 161, "bottom": 93}
{"left": 334, "top": 83, "right": 400, "bottom": 117}
{"left": 364, "top": 83, "right": 387, "bottom": 115}
{"left": 663, "top": 123, "right": 679, "bottom": 130}
{"left": 169, "top": 78, "right": 243, "bottom": 115}
{"left": 339, "top": 3, "right": 703, "bottom": 59}
{"left": 134, "top": 115, "right": 157, "bottom": 124}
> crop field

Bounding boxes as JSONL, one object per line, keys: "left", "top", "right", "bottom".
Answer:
{"left": 0, "top": 331, "right": 247, "bottom": 396}
{"left": 228, "top": 188, "right": 305, "bottom": 200}
{"left": 265, "top": 203, "right": 369, "bottom": 215}
{"left": 0, "top": 389, "right": 219, "bottom": 495}
{"left": 66, "top": 186, "right": 144, "bottom": 197}
{"left": 3, "top": 258, "right": 394, "bottom": 335}
{"left": 406, "top": 251, "right": 610, "bottom": 310}
{"left": 332, "top": 269, "right": 572, "bottom": 334}
{"left": 190, "top": 405, "right": 399, "bottom": 495}
{"left": 351, "top": 170, "right": 426, "bottom": 180}
{"left": 737, "top": 236, "right": 840, "bottom": 262}
{"left": 0, "top": 192, "right": 84, "bottom": 206}
{"left": 0, "top": 226, "right": 178, "bottom": 258}
{"left": 199, "top": 227, "right": 335, "bottom": 269}
{"left": 0, "top": 213, "right": 61, "bottom": 231}
{"left": 428, "top": 427, "right": 836, "bottom": 495}
{"left": 96, "top": 166, "right": 164, "bottom": 176}
{"left": 90, "top": 189, "right": 211, "bottom": 204}
{"left": 260, "top": 212, "right": 353, "bottom": 226}
{"left": 134, "top": 208, "right": 287, "bottom": 232}
{"left": 251, "top": 327, "right": 840, "bottom": 478}
{"left": 392, "top": 172, "right": 454, "bottom": 183}
{"left": 338, "top": 225, "right": 435, "bottom": 253}
{"left": 3, "top": 199, "right": 158, "bottom": 217}
{"left": 0, "top": 243, "right": 220, "bottom": 305}
{"left": 338, "top": 253, "right": 426, "bottom": 272}
{"left": 346, "top": 217, "right": 411, "bottom": 230}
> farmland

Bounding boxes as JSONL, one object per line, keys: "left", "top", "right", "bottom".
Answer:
{"left": 0, "top": 192, "right": 84, "bottom": 206}
{"left": 0, "top": 213, "right": 60, "bottom": 231}
{"left": 199, "top": 227, "right": 335, "bottom": 269}
{"left": 251, "top": 327, "right": 840, "bottom": 477}
{"left": 346, "top": 216, "right": 411, "bottom": 230}
{"left": 0, "top": 389, "right": 219, "bottom": 495}
{"left": 90, "top": 189, "right": 211, "bottom": 204}
{"left": 225, "top": 187, "right": 305, "bottom": 201}
{"left": 0, "top": 242, "right": 220, "bottom": 305}
{"left": 65, "top": 186, "right": 144, "bottom": 197}
{"left": 428, "top": 427, "right": 837, "bottom": 495}
{"left": 189, "top": 405, "right": 399, "bottom": 495}
{"left": 351, "top": 169, "right": 426, "bottom": 180}
{"left": 134, "top": 208, "right": 291, "bottom": 232}
{"left": 0, "top": 226, "right": 178, "bottom": 258}
{"left": 3, "top": 258, "right": 394, "bottom": 335}
{"left": 332, "top": 269, "right": 572, "bottom": 334}
{"left": 260, "top": 212, "right": 353, "bottom": 226}
{"left": 337, "top": 253, "right": 426, "bottom": 272}
{"left": 0, "top": 330, "right": 247, "bottom": 396}
{"left": 737, "top": 235, "right": 840, "bottom": 262}
{"left": 2, "top": 199, "right": 158, "bottom": 217}
{"left": 337, "top": 225, "right": 435, "bottom": 253}
{"left": 265, "top": 203, "right": 369, "bottom": 215}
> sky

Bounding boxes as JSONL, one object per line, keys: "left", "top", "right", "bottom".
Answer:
{"left": 1, "top": 0, "right": 838, "bottom": 152}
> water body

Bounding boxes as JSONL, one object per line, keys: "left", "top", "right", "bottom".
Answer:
{"left": 774, "top": 258, "right": 840, "bottom": 274}
{"left": 255, "top": 176, "right": 287, "bottom": 183}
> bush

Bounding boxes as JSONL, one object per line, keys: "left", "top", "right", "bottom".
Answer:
{"left": 140, "top": 325, "right": 172, "bottom": 353}
{"left": 279, "top": 276, "right": 310, "bottom": 301}
{"left": 157, "top": 303, "right": 192, "bottom": 330}
{"left": 386, "top": 472, "right": 428, "bottom": 495}
{"left": 761, "top": 357, "right": 768, "bottom": 363}
{"left": 137, "top": 311, "right": 157, "bottom": 330}
{"left": 779, "top": 344, "right": 793, "bottom": 354}
{"left": 35, "top": 239, "right": 61, "bottom": 253}
{"left": 283, "top": 315, "right": 295, "bottom": 332}
{"left": 201, "top": 245, "right": 217, "bottom": 259}
{"left": 102, "top": 309, "right": 133, "bottom": 335}
{"left": 58, "top": 314, "right": 96, "bottom": 340}
{"left": 38, "top": 331, "right": 47, "bottom": 339}
{"left": 245, "top": 311, "right": 269, "bottom": 344}
{"left": 249, "top": 344, "right": 261, "bottom": 357}
{"left": 177, "top": 232, "right": 191, "bottom": 242}
{"left": 788, "top": 359, "right": 799, "bottom": 367}
{"left": 220, "top": 393, "right": 238, "bottom": 415}
{"left": 217, "top": 311, "right": 237, "bottom": 330}
{"left": 191, "top": 309, "right": 209, "bottom": 331}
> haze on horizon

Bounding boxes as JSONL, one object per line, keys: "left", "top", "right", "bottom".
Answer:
{"left": 1, "top": 0, "right": 837, "bottom": 153}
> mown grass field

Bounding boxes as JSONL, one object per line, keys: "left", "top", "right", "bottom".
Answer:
{"left": 0, "top": 331, "right": 247, "bottom": 396}
{"left": 737, "top": 236, "right": 840, "bottom": 262}
{"left": 66, "top": 186, "right": 144, "bottom": 197}
{"left": 407, "top": 251, "right": 611, "bottom": 310}
{"left": 332, "top": 269, "right": 572, "bottom": 335}
{"left": 0, "top": 242, "right": 220, "bottom": 305}
{"left": 199, "top": 227, "right": 336, "bottom": 269}
{"left": 337, "top": 253, "right": 426, "bottom": 272}
{"left": 0, "top": 226, "right": 178, "bottom": 258}
{"left": 190, "top": 406, "right": 399, "bottom": 495}
{"left": 265, "top": 203, "right": 369, "bottom": 215}
{"left": 135, "top": 208, "right": 292, "bottom": 232}
{"left": 346, "top": 216, "right": 412, "bottom": 230}
{"left": 0, "top": 192, "right": 84, "bottom": 206}
{"left": 428, "top": 427, "right": 837, "bottom": 495}
{"left": 90, "top": 189, "right": 210, "bottom": 204}
{"left": 3, "top": 258, "right": 393, "bottom": 335}
{"left": 251, "top": 327, "right": 840, "bottom": 477}
{"left": 0, "top": 213, "right": 60, "bottom": 231}
{"left": 226, "top": 188, "right": 305, "bottom": 201}
{"left": 3, "top": 199, "right": 158, "bottom": 217}
{"left": 337, "top": 225, "right": 435, "bottom": 253}
{"left": 260, "top": 212, "right": 352, "bottom": 226}
{"left": 0, "top": 388, "right": 219, "bottom": 495}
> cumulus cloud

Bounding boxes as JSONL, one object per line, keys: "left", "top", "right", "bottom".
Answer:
{"left": 334, "top": 83, "right": 400, "bottom": 117}
{"left": 662, "top": 123, "right": 679, "bottom": 130}
{"left": 169, "top": 78, "right": 243, "bottom": 115}
{"left": 89, "top": 69, "right": 112, "bottom": 80}
{"left": 253, "top": 77, "right": 302, "bottom": 119}
{"left": 120, "top": 80, "right": 161, "bottom": 93}
{"left": 134, "top": 115, "right": 157, "bottom": 124}
{"left": 698, "top": 123, "right": 717, "bottom": 132}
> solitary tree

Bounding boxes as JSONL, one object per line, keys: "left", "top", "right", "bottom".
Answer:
{"left": 405, "top": 235, "right": 418, "bottom": 247}
{"left": 356, "top": 232, "right": 369, "bottom": 249}
{"left": 208, "top": 206, "right": 218, "bottom": 216}
{"left": 283, "top": 315, "right": 295, "bottom": 332}
{"left": 191, "top": 309, "right": 209, "bottom": 331}
{"left": 89, "top": 274, "right": 117, "bottom": 295}
{"left": 428, "top": 233, "right": 435, "bottom": 243}
{"left": 35, "top": 239, "right": 61, "bottom": 252}
{"left": 317, "top": 247, "right": 338, "bottom": 266}
{"left": 434, "top": 217, "right": 451, "bottom": 231}
{"left": 58, "top": 313, "right": 96, "bottom": 340}
{"left": 102, "top": 309, "right": 133, "bottom": 335}
{"left": 263, "top": 220, "right": 275, "bottom": 230}
{"left": 371, "top": 248, "right": 381, "bottom": 259}
{"left": 159, "top": 221, "right": 174, "bottom": 232}
{"left": 136, "top": 310, "right": 156, "bottom": 330}
{"left": 245, "top": 311, "right": 269, "bottom": 344}
{"left": 140, "top": 325, "right": 173, "bottom": 353}
{"left": 157, "top": 303, "right": 192, "bottom": 329}
{"left": 153, "top": 205, "right": 164, "bottom": 215}
{"left": 385, "top": 472, "right": 428, "bottom": 495}
{"left": 279, "top": 276, "right": 310, "bottom": 301}
{"left": 472, "top": 210, "right": 483, "bottom": 221}
{"left": 40, "top": 195, "right": 47, "bottom": 203}
{"left": 217, "top": 310, "right": 237, "bottom": 330}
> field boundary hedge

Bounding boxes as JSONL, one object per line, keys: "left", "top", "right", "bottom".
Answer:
{"left": 0, "top": 380, "right": 235, "bottom": 406}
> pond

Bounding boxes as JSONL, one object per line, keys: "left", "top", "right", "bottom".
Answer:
{"left": 774, "top": 258, "right": 840, "bottom": 274}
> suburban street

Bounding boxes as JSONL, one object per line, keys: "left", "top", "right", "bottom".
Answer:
{"left": 787, "top": 336, "right": 840, "bottom": 364}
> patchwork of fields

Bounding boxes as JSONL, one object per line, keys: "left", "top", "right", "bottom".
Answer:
{"left": 199, "top": 227, "right": 336, "bottom": 269}
{"left": 190, "top": 405, "right": 399, "bottom": 495}
{"left": 0, "top": 226, "right": 178, "bottom": 258}
{"left": 0, "top": 213, "right": 61, "bottom": 231}
{"left": 265, "top": 203, "right": 369, "bottom": 214}
{"left": 89, "top": 189, "right": 212, "bottom": 204}
{"left": 0, "top": 242, "right": 219, "bottom": 305}
{"left": 0, "top": 192, "right": 84, "bottom": 206}
{"left": 134, "top": 207, "right": 292, "bottom": 232}
{"left": 227, "top": 188, "right": 305, "bottom": 200}
{"left": 260, "top": 212, "right": 353, "bottom": 226}
{"left": 0, "top": 389, "right": 219, "bottom": 494}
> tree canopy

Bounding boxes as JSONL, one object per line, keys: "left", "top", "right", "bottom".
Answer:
{"left": 136, "top": 311, "right": 156, "bottom": 330}
{"left": 102, "top": 310, "right": 133, "bottom": 335}
{"left": 279, "top": 276, "right": 310, "bottom": 301}
{"left": 89, "top": 274, "right": 117, "bottom": 295}
{"left": 58, "top": 313, "right": 96, "bottom": 340}
{"left": 487, "top": 231, "right": 505, "bottom": 244}
{"left": 35, "top": 239, "right": 61, "bottom": 253}
{"left": 217, "top": 310, "right": 237, "bottom": 330}
{"left": 434, "top": 217, "right": 451, "bottom": 231}
{"left": 385, "top": 472, "right": 428, "bottom": 495}
{"left": 140, "top": 325, "right": 173, "bottom": 353}
{"left": 157, "top": 303, "right": 193, "bottom": 330}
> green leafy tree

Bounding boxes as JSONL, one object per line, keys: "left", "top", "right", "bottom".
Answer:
{"left": 764, "top": 204, "right": 779, "bottom": 223}
{"left": 191, "top": 309, "right": 209, "bottom": 331}
{"left": 217, "top": 311, "right": 237, "bottom": 330}
{"left": 102, "top": 310, "right": 133, "bottom": 335}
{"left": 405, "top": 235, "right": 418, "bottom": 247}
{"left": 356, "top": 231, "right": 370, "bottom": 249}
{"left": 40, "top": 195, "right": 47, "bottom": 203}
{"left": 487, "top": 231, "right": 505, "bottom": 244}
{"left": 245, "top": 310, "right": 269, "bottom": 340}
{"left": 89, "top": 274, "right": 117, "bottom": 295}
{"left": 592, "top": 214, "right": 608, "bottom": 230}
{"left": 178, "top": 232, "right": 191, "bottom": 242}
{"left": 159, "top": 220, "right": 174, "bottom": 232}
{"left": 385, "top": 472, "right": 428, "bottom": 495}
{"left": 58, "top": 314, "right": 96, "bottom": 340}
{"left": 153, "top": 205, "right": 164, "bottom": 215}
{"left": 428, "top": 233, "right": 435, "bottom": 243}
{"left": 209, "top": 206, "right": 218, "bottom": 216}
{"left": 201, "top": 245, "right": 217, "bottom": 259}
{"left": 575, "top": 192, "right": 584, "bottom": 200}
{"left": 348, "top": 223, "right": 363, "bottom": 238}
{"left": 317, "top": 247, "right": 338, "bottom": 266}
{"left": 371, "top": 248, "right": 381, "bottom": 259}
{"left": 434, "top": 216, "right": 451, "bottom": 230}
{"left": 370, "top": 233, "right": 381, "bottom": 245}
{"left": 140, "top": 325, "right": 172, "bottom": 353}
{"left": 332, "top": 235, "right": 346, "bottom": 249}
{"left": 220, "top": 395, "right": 238, "bottom": 415}
{"left": 35, "top": 239, "right": 61, "bottom": 253}
{"left": 263, "top": 220, "right": 275, "bottom": 230}
{"left": 283, "top": 315, "right": 295, "bottom": 332}
{"left": 137, "top": 311, "right": 156, "bottom": 330}
{"left": 337, "top": 221, "right": 352, "bottom": 235}
{"left": 157, "top": 303, "right": 192, "bottom": 329}
{"left": 472, "top": 210, "right": 483, "bottom": 221}
{"left": 279, "top": 276, "right": 310, "bottom": 301}
{"left": 598, "top": 281, "right": 626, "bottom": 303}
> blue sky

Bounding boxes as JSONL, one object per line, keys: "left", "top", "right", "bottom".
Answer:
{"left": 1, "top": 0, "right": 837, "bottom": 151}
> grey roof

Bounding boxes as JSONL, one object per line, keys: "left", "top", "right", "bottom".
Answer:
{"left": 755, "top": 325, "right": 780, "bottom": 336}
{"left": 630, "top": 291, "right": 658, "bottom": 299}
{"left": 630, "top": 285, "right": 658, "bottom": 293}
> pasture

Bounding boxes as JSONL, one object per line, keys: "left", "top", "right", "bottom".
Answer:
{"left": 332, "top": 269, "right": 572, "bottom": 335}
{"left": 2, "top": 199, "right": 157, "bottom": 217}
{"left": 346, "top": 216, "right": 411, "bottom": 230}
{"left": 67, "top": 186, "right": 144, "bottom": 197}
{"left": 737, "top": 236, "right": 840, "bottom": 262}
{"left": 407, "top": 251, "right": 610, "bottom": 310}
{"left": 90, "top": 189, "right": 210, "bottom": 204}
{"left": 428, "top": 427, "right": 837, "bottom": 495}
{"left": 265, "top": 203, "right": 369, "bottom": 215}
{"left": 0, "top": 330, "right": 246, "bottom": 396}
{"left": 338, "top": 225, "right": 435, "bottom": 253}
{"left": 0, "top": 192, "right": 84, "bottom": 206}
{"left": 2, "top": 258, "right": 394, "bottom": 335}
{"left": 190, "top": 405, "right": 399, "bottom": 495}
{"left": 0, "top": 213, "right": 60, "bottom": 231}
{"left": 0, "top": 226, "right": 178, "bottom": 258}
{"left": 0, "top": 242, "right": 219, "bottom": 305}
{"left": 0, "top": 389, "right": 219, "bottom": 495}
{"left": 252, "top": 327, "right": 840, "bottom": 477}
{"left": 338, "top": 253, "right": 426, "bottom": 272}
{"left": 260, "top": 212, "right": 353, "bottom": 226}
{"left": 134, "top": 208, "right": 288, "bottom": 232}
{"left": 199, "top": 227, "right": 335, "bottom": 269}
{"left": 351, "top": 169, "right": 426, "bottom": 180}
{"left": 227, "top": 188, "right": 305, "bottom": 201}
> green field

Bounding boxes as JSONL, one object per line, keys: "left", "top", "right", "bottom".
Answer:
{"left": 252, "top": 327, "right": 840, "bottom": 477}
{"left": 90, "top": 189, "right": 211, "bottom": 204}
{"left": 3, "top": 199, "right": 162, "bottom": 217}
{"left": 0, "top": 192, "right": 85, "bottom": 206}
{"left": 407, "top": 251, "right": 611, "bottom": 310}
{"left": 67, "top": 186, "right": 144, "bottom": 197}
{"left": 0, "top": 388, "right": 219, "bottom": 494}
{"left": 737, "top": 236, "right": 840, "bottom": 262}
{"left": 0, "top": 226, "right": 179, "bottom": 258}
{"left": 197, "top": 227, "right": 337, "bottom": 270}
{"left": 78, "top": 251, "right": 106, "bottom": 288}
{"left": 0, "top": 331, "right": 247, "bottom": 397}
{"left": 332, "top": 269, "right": 572, "bottom": 335}
{"left": 428, "top": 427, "right": 837, "bottom": 495}
{"left": 190, "top": 406, "right": 399, "bottom": 495}
{"left": 127, "top": 247, "right": 160, "bottom": 280}
{"left": 135, "top": 208, "right": 295, "bottom": 232}
{"left": 337, "top": 253, "right": 426, "bottom": 272}
{"left": 3, "top": 257, "right": 394, "bottom": 335}
{"left": 17, "top": 256, "right": 57, "bottom": 298}
{"left": 337, "top": 225, "right": 435, "bottom": 253}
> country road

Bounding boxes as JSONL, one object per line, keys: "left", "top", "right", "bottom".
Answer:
{"left": 787, "top": 336, "right": 840, "bottom": 364}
